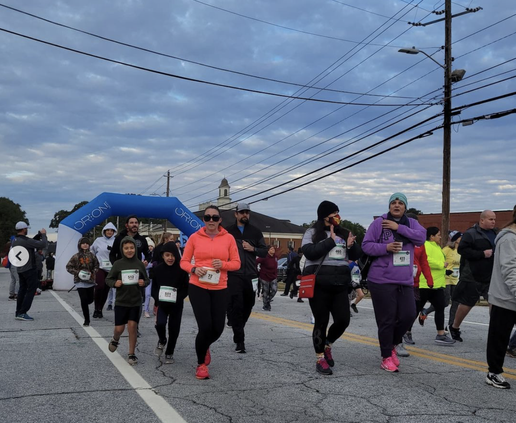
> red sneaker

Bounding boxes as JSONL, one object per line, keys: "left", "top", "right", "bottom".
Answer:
{"left": 381, "top": 356, "right": 399, "bottom": 372}
{"left": 196, "top": 364, "right": 210, "bottom": 380}
{"left": 205, "top": 349, "right": 211, "bottom": 365}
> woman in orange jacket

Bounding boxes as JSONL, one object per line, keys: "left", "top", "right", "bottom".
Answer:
{"left": 180, "top": 205, "right": 241, "bottom": 380}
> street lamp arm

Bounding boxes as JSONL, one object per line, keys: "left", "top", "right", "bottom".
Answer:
{"left": 398, "top": 47, "right": 445, "bottom": 69}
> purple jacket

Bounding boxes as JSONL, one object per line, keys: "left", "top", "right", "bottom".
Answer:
{"left": 362, "top": 213, "right": 426, "bottom": 286}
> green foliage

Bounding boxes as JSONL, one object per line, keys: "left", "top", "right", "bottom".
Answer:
{"left": 49, "top": 201, "right": 89, "bottom": 228}
{"left": 407, "top": 207, "right": 423, "bottom": 215}
{"left": 0, "top": 197, "right": 28, "bottom": 246}
{"left": 340, "top": 220, "right": 366, "bottom": 245}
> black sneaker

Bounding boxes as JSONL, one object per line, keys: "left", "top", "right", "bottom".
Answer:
{"left": 106, "top": 304, "right": 113, "bottom": 311}
{"left": 83, "top": 320, "right": 90, "bottom": 327}
{"left": 351, "top": 303, "right": 358, "bottom": 313}
{"left": 316, "top": 357, "right": 333, "bottom": 375}
{"left": 128, "top": 354, "right": 138, "bottom": 366}
{"left": 108, "top": 337, "right": 119, "bottom": 353}
{"left": 449, "top": 326, "right": 463, "bottom": 342}
{"left": 92, "top": 310, "right": 99, "bottom": 318}
{"left": 486, "top": 372, "right": 511, "bottom": 389}
{"left": 235, "top": 342, "right": 246, "bottom": 353}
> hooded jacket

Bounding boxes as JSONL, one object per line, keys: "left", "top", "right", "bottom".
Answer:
{"left": 488, "top": 227, "right": 516, "bottom": 312}
{"left": 151, "top": 242, "right": 189, "bottom": 309}
{"left": 66, "top": 237, "right": 99, "bottom": 286}
{"left": 106, "top": 237, "right": 150, "bottom": 307}
{"left": 362, "top": 213, "right": 426, "bottom": 286}
{"left": 90, "top": 222, "right": 117, "bottom": 270}
{"left": 180, "top": 226, "right": 241, "bottom": 290}
{"left": 109, "top": 229, "right": 151, "bottom": 264}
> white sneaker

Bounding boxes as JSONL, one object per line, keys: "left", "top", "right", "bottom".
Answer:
{"left": 395, "top": 343, "right": 410, "bottom": 357}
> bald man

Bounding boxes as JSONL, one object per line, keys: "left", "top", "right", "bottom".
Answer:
{"left": 449, "top": 210, "right": 497, "bottom": 342}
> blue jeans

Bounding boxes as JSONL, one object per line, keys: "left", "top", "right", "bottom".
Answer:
{"left": 16, "top": 268, "right": 39, "bottom": 316}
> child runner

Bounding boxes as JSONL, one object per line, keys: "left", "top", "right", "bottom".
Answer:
{"left": 106, "top": 237, "right": 149, "bottom": 365}
{"left": 151, "top": 241, "right": 189, "bottom": 364}
{"left": 66, "top": 237, "right": 99, "bottom": 327}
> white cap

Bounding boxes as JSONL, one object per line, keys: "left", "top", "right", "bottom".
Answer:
{"left": 15, "top": 221, "right": 29, "bottom": 230}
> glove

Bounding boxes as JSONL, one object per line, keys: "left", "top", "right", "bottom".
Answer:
{"left": 446, "top": 270, "right": 453, "bottom": 276}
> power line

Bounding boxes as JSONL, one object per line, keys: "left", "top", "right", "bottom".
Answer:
{"left": 170, "top": 2, "right": 430, "bottom": 188}
{"left": 0, "top": 27, "right": 429, "bottom": 108}
{"left": 0, "top": 3, "right": 419, "bottom": 100}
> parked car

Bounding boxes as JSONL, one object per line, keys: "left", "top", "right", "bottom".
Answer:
{"left": 277, "top": 257, "right": 288, "bottom": 281}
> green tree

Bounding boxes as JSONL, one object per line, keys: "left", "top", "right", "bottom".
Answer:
{"left": 0, "top": 197, "right": 28, "bottom": 246}
{"left": 49, "top": 201, "right": 89, "bottom": 228}
{"left": 406, "top": 207, "right": 423, "bottom": 215}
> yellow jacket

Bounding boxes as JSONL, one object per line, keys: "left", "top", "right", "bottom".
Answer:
{"left": 419, "top": 241, "right": 446, "bottom": 289}
{"left": 442, "top": 245, "right": 460, "bottom": 285}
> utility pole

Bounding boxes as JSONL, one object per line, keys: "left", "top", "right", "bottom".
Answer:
{"left": 164, "top": 170, "right": 171, "bottom": 232}
{"left": 406, "top": 2, "right": 481, "bottom": 245}
{"left": 442, "top": 0, "right": 452, "bottom": 245}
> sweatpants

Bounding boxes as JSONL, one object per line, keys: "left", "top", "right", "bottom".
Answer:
{"left": 368, "top": 281, "right": 416, "bottom": 358}
{"left": 16, "top": 268, "right": 39, "bottom": 316}
{"left": 486, "top": 304, "right": 516, "bottom": 374}
{"left": 308, "top": 284, "right": 350, "bottom": 354}
{"left": 189, "top": 284, "right": 229, "bottom": 365}
{"left": 417, "top": 288, "right": 447, "bottom": 331}
{"left": 155, "top": 300, "right": 184, "bottom": 356}
{"left": 78, "top": 286, "right": 94, "bottom": 322}
{"left": 227, "top": 274, "right": 255, "bottom": 344}
{"left": 94, "top": 269, "right": 110, "bottom": 311}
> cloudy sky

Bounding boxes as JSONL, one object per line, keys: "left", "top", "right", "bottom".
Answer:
{"left": 1, "top": 0, "right": 515, "bottom": 236}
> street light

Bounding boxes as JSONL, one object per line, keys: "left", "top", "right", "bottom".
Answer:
{"left": 398, "top": 46, "right": 465, "bottom": 245}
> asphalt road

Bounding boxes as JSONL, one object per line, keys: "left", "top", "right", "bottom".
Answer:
{"left": 1, "top": 268, "right": 515, "bottom": 423}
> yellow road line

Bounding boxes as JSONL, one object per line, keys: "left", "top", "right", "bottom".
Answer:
{"left": 251, "top": 311, "right": 516, "bottom": 380}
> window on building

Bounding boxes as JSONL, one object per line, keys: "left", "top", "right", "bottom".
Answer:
{"left": 288, "top": 240, "right": 295, "bottom": 249}
{"left": 274, "top": 239, "right": 280, "bottom": 248}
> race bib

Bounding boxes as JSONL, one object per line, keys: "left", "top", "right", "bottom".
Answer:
{"left": 101, "top": 260, "right": 112, "bottom": 271}
{"left": 199, "top": 268, "right": 221, "bottom": 285}
{"left": 452, "top": 267, "right": 459, "bottom": 278}
{"left": 328, "top": 244, "right": 347, "bottom": 260}
{"left": 121, "top": 269, "right": 139, "bottom": 285}
{"left": 393, "top": 251, "right": 411, "bottom": 266}
{"left": 252, "top": 278, "right": 258, "bottom": 292}
{"left": 78, "top": 270, "right": 91, "bottom": 281}
{"left": 159, "top": 286, "right": 177, "bottom": 303}
{"left": 351, "top": 273, "right": 360, "bottom": 284}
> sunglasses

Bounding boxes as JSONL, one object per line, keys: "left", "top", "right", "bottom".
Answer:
{"left": 203, "top": 214, "right": 221, "bottom": 222}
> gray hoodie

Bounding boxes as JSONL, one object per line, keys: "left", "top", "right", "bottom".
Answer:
{"left": 488, "top": 226, "right": 516, "bottom": 312}
{"left": 90, "top": 222, "right": 117, "bottom": 270}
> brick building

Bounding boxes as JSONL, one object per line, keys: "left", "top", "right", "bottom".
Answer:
{"left": 415, "top": 210, "right": 514, "bottom": 234}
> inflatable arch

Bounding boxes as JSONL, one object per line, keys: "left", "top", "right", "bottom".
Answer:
{"left": 54, "top": 192, "right": 203, "bottom": 290}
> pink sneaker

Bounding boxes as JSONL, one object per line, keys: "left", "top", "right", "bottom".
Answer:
{"left": 381, "top": 356, "right": 399, "bottom": 372}
{"left": 391, "top": 348, "right": 400, "bottom": 367}
{"left": 205, "top": 349, "right": 211, "bottom": 366}
{"left": 196, "top": 364, "right": 210, "bottom": 380}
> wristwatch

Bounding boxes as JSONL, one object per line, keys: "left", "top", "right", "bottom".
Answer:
{"left": 191, "top": 267, "right": 197, "bottom": 275}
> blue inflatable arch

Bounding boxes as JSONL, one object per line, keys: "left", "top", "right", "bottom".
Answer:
{"left": 54, "top": 192, "right": 203, "bottom": 290}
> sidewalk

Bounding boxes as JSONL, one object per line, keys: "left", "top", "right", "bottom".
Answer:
{"left": 1, "top": 268, "right": 515, "bottom": 422}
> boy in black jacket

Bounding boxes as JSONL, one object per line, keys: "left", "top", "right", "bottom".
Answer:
{"left": 151, "top": 242, "right": 189, "bottom": 363}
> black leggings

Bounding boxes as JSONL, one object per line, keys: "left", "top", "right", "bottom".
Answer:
{"left": 94, "top": 269, "right": 110, "bottom": 311}
{"left": 308, "top": 284, "right": 350, "bottom": 354}
{"left": 189, "top": 284, "right": 229, "bottom": 364}
{"left": 417, "top": 288, "right": 446, "bottom": 331}
{"left": 78, "top": 287, "right": 94, "bottom": 321}
{"left": 155, "top": 301, "right": 184, "bottom": 356}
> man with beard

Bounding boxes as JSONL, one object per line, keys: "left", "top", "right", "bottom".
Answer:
{"left": 109, "top": 215, "right": 151, "bottom": 266}
{"left": 226, "top": 203, "right": 267, "bottom": 353}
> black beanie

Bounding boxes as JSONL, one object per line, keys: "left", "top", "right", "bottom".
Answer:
{"left": 317, "top": 201, "right": 339, "bottom": 220}
{"left": 161, "top": 241, "right": 179, "bottom": 255}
